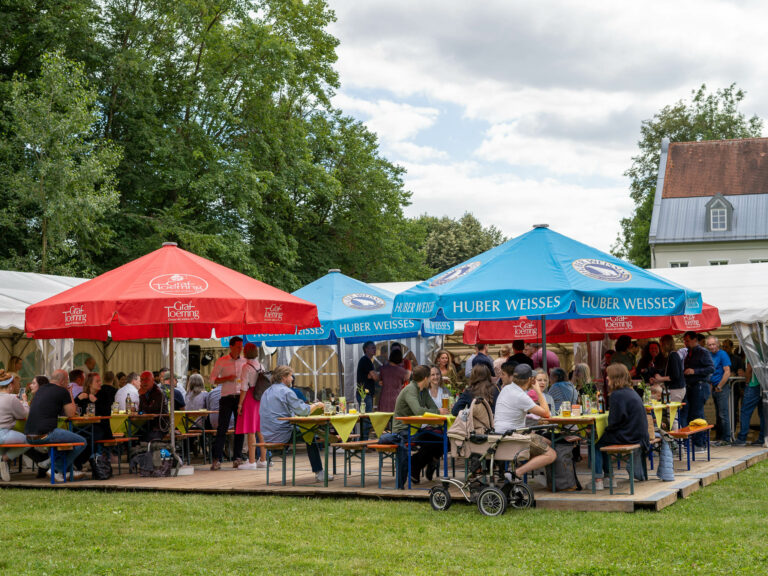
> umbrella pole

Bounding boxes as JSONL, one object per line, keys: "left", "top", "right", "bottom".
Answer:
{"left": 541, "top": 315, "right": 548, "bottom": 374}
{"left": 169, "top": 323, "right": 176, "bottom": 459}
{"left": 336, "top": 341, "right": 345, "bottom": 402}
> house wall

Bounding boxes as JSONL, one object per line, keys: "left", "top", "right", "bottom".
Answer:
{"left": 652, "top": 240, "right": 768, "bottom": 267}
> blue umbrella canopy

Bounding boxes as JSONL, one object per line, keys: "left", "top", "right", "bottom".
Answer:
{"left": 226, "top": 270, "right": 453, "bottom": 347}
{"left": 392, "top": 225, "right": 702, "bottom": 321}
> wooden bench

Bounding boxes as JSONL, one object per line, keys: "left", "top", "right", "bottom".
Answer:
{"left": 368, "top": 444, "right": 399, "bottom": 489}
{"left": 163, "top": 431, "right": 203, "bottom": 465}
{"left": 253, "top": 442, "right": 291, "bottom": 486}
{"left": 668, "top": 425, "right": 715, "bottom": 470}
{"left": 95, "top": 437, "right": 138, "bottom": 475}
{"left": 0, "top": 442, "right": 85, "bottom": 484}
{"left": 330, "top": 440, "right": 378, "bottom": 487}
{"left": 600, "top": 444, "right": 641, "bottom": 495}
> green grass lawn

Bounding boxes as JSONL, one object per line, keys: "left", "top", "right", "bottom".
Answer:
{"left": 2, "top": 460, "right": 767, "bottom": 575}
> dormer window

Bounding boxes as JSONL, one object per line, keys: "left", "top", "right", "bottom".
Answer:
{"left": 705, "top": 193, "right": 733, "bottom": 233}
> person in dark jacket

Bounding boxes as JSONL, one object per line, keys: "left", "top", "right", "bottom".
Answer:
{"left": 592, "top": 363, "right": 650, "bottom": 491}
{"left": 653, "top": 335, "right": 686, "bottom": 429}
{"left": 680, "top": 331, "right": 715, "bottom": 448}
{"left": 451, "top": 364, "right": 498, "bottom": 416}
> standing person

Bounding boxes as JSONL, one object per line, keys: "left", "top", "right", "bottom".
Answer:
{"left": 471, "top": 343, "right": 495, "bottom": 375}
{"left": 0, "top": 370, "right": 29, "bottom": 482}
{"left": 260, "top": 365, "right": 331, "bottom": 482}
{"left": 592, "top": 364, "right": 650, "bottom": 491}
{"left": 24, "top": 370, "right": 86, "bottom": 482}
{"left": 706, "top": 336, "right": 732, "bottom": 445}
{"left": 493, "top": 344, "right": 511, "bottom": 382}
{"left": 681, "top": 331, "right": 714, "bottom": 451}
{"left": 733, "top": 360, "right": 765, "bottom": 446}
{"left": 236, "top": 343, "right": 268, "bottom": 470}
{"left": 209, "top": 337, "right": 245, "bottom": 470}
{"left": 434, "top": 349, "right": 460, "bottom": 393}
{"left": 653, "top": 335, "right": 686, "bottom": 429}
{"left": 68, "top": 369, "right": 86, "bottom": 399}
{"left": 509, "top": 340, "right": 534, "bottom": 368}
{"left": 356, "top": 341, "right": 379, "bottom": 440}
{"left": 636, "top": 342, "right": 663, "bottom": 383}
{"left": 96, "top": 371, "right": 118, "bottom": 416}
{"left": 114, "top": 372, "right": 140, "bottom": 411}
{"left": 378, "top": 348, "right": 411, "bottom": 413}
{"left": 610, "top": 336, "right": 636, "bottom": 376}
{"left": 530, "top": 344, "right": 561, "bottom": 372}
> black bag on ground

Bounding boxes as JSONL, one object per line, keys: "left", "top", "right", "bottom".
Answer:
{"left": 90, "top": 453, "right": 113, "bottom": 480}
{"left": 546, "top": 441, "right": 582, "bottom": 491}
{"left": 129, "top": 441, "right": 177, "bottom": 477}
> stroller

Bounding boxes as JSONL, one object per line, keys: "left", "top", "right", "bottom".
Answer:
{"left": 429, "top": 398, "right": 556, "bottom": 516}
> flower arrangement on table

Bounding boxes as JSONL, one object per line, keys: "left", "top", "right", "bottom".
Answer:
{"left": 356, "top": 385, "right": 369, "bottom": 413}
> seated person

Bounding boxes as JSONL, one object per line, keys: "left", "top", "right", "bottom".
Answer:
{"left": 380, "top": 365, "right": 448, "bottom": 488}
{"left": 259, "top": 365, "right": 331, "bottom": 483}
{"left": 547, "top": 368, "right": 578, "bottom": 414}
{"left": 452, "top": 364, "right": 497, "bottom": 416}
{"left": 74, "top": 372, "right": 114, "bottom": 468}
{"left": 138, "top": 370, "right": 167, "bottom": 442}
{"left": 24, "top": 370, "right": 86, "bottom": 481}
{"left": 0, "top": 370, "right": 29, "bottom": 482}
{"left": 592, "top": 363, "right": 650, "bottom": 490}
{"left": 160, "top": 369, "right": 186, "bottom": 410}
{"left": 495, "top": 364, "right": 556, "bottom": 480}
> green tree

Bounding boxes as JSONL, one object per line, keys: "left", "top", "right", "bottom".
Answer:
{"left": 422, "top": 213, "right": 505, "bottom": 272}
{"left": 1, "top": 52, "right": 121, "bottom": 274}
{"left": 613, "top": 84, "right": 763, "bottom": 267}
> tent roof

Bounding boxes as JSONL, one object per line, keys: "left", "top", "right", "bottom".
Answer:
{"left": 0, "top": 271, "right": 89, "bottom": 331}
{"left": 652, "top": 263, "right": 768, "bottom": 324}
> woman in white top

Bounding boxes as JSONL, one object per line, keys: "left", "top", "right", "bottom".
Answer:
{"left": 427, "top": 366, "right": 450, "bottom": 411}
{"left": 0, "top": 370, "right": 29, "bottom": 481}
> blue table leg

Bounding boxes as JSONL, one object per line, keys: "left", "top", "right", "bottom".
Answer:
{"left": 49, "top": 447, "right": 56, "bottom": 485}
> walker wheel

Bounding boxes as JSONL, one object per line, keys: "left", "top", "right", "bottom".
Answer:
{"left": 429, "top": 486, "right": 452, "bottom": 511}
{"left": 477, "top": 486, "right": 507, "bottom": 516}
{"left": 505, "top": 481, "right": 534, "bottom": 509}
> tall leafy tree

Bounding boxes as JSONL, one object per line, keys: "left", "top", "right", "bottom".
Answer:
{"left": 613, "top": 84, "right": 763, "bottom": 267}
{"left": 421, "top": 213, "right": 505, "bottom": 272}
{"left": 1, "top": 52, "right": 121, "bottom": 274}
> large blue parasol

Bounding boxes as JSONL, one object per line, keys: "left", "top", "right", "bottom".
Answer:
{"left": 392, "top": 225, "right": 702, "bottom": 322}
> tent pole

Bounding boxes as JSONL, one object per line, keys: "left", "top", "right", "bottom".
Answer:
{"left": 541, "top": 315, "right": 548, "bottom": 374}
{"left": 169, "top": 323, "right": 176, "bottom": 459}
{"left": 336, "top": 341, "right": 345, "bottom": 402}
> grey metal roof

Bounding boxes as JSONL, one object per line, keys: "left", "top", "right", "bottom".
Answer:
{"left": 651, "top": 194, "right": 768, "bottom": 244}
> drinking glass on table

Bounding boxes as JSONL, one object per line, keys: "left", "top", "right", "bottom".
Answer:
{"left": 442, "top": 397, "right": 450, "bottom": 410}
{"left": 561, "top": 401, "right": 572, "bottom": 418}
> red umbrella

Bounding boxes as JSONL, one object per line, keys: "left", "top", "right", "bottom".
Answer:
{"left": 25, "top": 242, "right": 320, "bottom": 463}
{"left": 25, "top": 243, "right": 320, "bottom": 340}
{"left": 463, "top": 304, "right": 721, "bottom": 345}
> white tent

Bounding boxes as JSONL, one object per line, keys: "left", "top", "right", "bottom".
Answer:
{"left": 0, "top": 270, "right": 89, "bottom": 331}
{"left": 652, "top": 263, "right": 768, "bottom": 325}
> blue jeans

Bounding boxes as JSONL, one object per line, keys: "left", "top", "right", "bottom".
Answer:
{"left": 0, "top": 429, "right": 29, "bottom": 460}
{"left": 682, "top": 382, "right": 710, "bottom": 447}
{"left": 738, "top": 385, "right": 766, "bottom": 443}
{"left": 356, "top": 393, "right": 374, "bottom": 440}
{"left": 380, "top": 428, "right": 443, "bottom": 488}
{"left": 27, "top": 428, "right": 86, "bottom": 475}
{"left": 712, "top": 383, "right": 732, "bottom": 442}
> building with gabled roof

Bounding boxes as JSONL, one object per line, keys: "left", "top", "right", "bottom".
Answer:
{"left": 649, "top": 137, "right": 768, "bottom": 268}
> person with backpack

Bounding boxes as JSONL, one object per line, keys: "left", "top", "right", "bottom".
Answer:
{"left": 494, "top": 363, "right": 556, "bottom": 480}
{"left": 236, "top": 343, "right": 269, "bottom": 470}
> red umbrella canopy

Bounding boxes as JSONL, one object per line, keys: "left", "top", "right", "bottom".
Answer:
{"left": 463, "top": 304, "right": 721, "bottom": 345}
{"left": 25, "top": 243, "right": 320, "bottom": 341}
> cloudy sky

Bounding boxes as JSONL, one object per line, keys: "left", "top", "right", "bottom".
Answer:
{"left": 326, "top": 0, "right": 767, "bottom": 253}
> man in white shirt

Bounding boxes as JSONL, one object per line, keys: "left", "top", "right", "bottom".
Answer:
{"left": 209, "top": 337, "right": 245, "bottom": 470}
{"left": 114, "top": 372, "right": 140, "bottom": 410}
{"left": 494, "top": 364, "right": 556, "bottom": 479}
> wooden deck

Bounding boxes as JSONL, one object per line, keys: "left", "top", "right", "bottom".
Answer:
{"left": 2, "top": 444, "right": 766, "bottom": 512}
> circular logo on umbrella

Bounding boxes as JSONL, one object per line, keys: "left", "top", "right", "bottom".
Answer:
{"left": 149, "top": 274, "right": 209, "bottom": 295}
{"left": 429, "top": 261, "right": 482, "bottom": 287}
{"left": 572, "top": 259, "right": 632, "bottom": 282}
{"left": 342, "top": 293, "right": 385, "bottom": 310}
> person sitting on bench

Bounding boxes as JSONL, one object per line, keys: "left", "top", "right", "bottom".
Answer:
{"left": 0, "top": 370, "right": 29, "bottom": 481}
{"left": 24, "top": 370, "right": 86, "bottom": 481}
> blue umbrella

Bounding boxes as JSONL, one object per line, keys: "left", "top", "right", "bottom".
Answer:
{"left": 393, "top": 225, "right": 702, "bottom": 322}
{"left": 223, "top": 270, "right": 453, "bottom": 347}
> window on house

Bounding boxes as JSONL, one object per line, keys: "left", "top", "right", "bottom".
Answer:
{"left": 750, "top": 259, "right": 768, "bottom": 263}
{"left": 709, "top": 260, "right": 729, "bottom": 266}
{"left": 669, "top": 261, "right": 689, "bottom": 268}
{"left": 710, "top": 208, "right": 727, "bottom": 231}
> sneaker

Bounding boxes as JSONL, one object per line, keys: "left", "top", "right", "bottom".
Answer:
{"left": 210, "top": 460, "right": 221, "bottom": 471}
{"left": 732, "top": 439, "right": 747, "bottom": 446}
{"left": 46, "top": 470, "right": 66, "bottom": 483}
{"left": 315, "top": 471, "right": 333, "bottom": 482}
{"left": 238, "top": 461, "right": 259, "bottom": 470}
{"left": 72, "top": 470, "right": 85, "bottom": 481}
{"left": 38, "top": 458, "right": 51, "bottom": 470}
{"left": 256, "top": 460, "right": 269, "bottom": 469}
{"left": 594, "top": 478, "right": 604, "bottom": 491}
{"left": 0, "top": 460, "right": 10, "bottom": 482}
{"left": 232, "top": 458, "right": 243, "bottom": 469}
